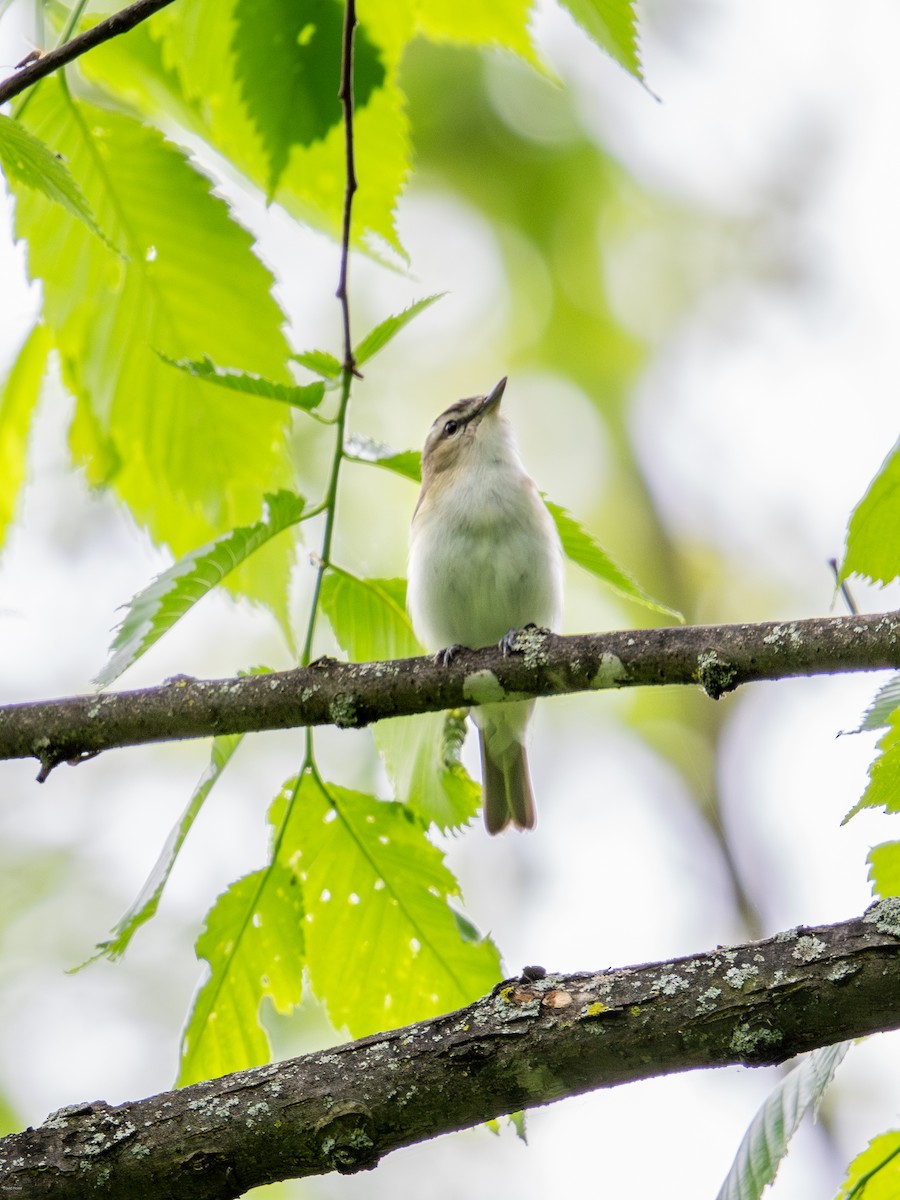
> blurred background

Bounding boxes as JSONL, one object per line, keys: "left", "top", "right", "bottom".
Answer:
{"left": 2, "top": 0, "right": 900, "bottom": 1195}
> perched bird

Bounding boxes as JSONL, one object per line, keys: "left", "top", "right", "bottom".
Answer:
{"left": 407, "top": 377, "right": 563, "bottom": 833}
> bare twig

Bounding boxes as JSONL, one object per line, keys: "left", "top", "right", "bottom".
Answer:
{"left": 335, "top": 0, "right": 358, "bottom": 376}
{"left": 2, "top": 903, "right": 899, "bottom": 1198}
{"left": 2, "top": 611, "right": 900, "bottom": 775}
{"left": 0, "top": 0, "right": 178, "bottom": 106}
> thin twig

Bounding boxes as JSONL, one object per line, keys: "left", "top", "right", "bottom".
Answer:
{"left": 0, "top": 0, "right": 178, "bottom": 107}
{"left": 829, "top": 557, "right": 859, "bottom": 616}
{"left": 336, "top": 0, "right": 358, "bottom": 376}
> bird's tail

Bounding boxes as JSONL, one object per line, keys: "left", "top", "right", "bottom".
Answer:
{"left": 479, "top": 729, "right": 536, "bottom": 834}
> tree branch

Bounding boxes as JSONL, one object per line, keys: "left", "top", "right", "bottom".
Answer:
{"left": 2, "top": 903, "right": 899, "bottom": 1198}
{"left": 1, "top": 611, "right": 899, "bottom": 776}
{"left": 0, "top": 0, "right": 178, "bottom": 107}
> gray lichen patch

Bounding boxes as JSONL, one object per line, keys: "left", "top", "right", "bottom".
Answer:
{"left": 697, "top": 650, "right": 738, "bottom": 700}
{"left": 791, "top": 935, "right": 828, "bottom": 963}
{"left": 723, "top": 964, "right": 760, "bottom": 990}
{"left": 863, "top": 896, "right": 900, "bottom": 938}
{"left": 329, "top": 695, "right": 359, "bottom": 728}
{"left": 729, "top": 1023, "right": 783, "bottom": 1057}
{"left": 511, "top": 626, "right": 553, "bottom": 670}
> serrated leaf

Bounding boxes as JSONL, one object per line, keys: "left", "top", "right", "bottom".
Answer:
{"left": 320, "top": 571, "right": 481, "bottom": 829}
{"left": 558, "top": 0, "right": 643, "bottom": 81}
{"left": 159, "top": 354, "right": 324, "bottom": 411}
{"left": 353, "top": 294, "right": 445, "bottom": 367}
{"left": 13, "top": 80, "right": 294, "bottom": 601}
{"left": 291, "top": 348, "right": 342, "bottom": 379}
{"left": 89, "top": 734, "right": 244, "bottom": 964}
{"left": 344, "top": 433, "right": 422, "bottom": 482}
{"left": 844, "top": 714, "right": 900, "bottom": 824}
{"left": 232, "top": 0, "right": 386, "bottom": 198}
{"left": 0, "top": 112, "right": 106, "bottom": 242}
{"left": 855, "top": 674, "right": 900, "bottom": 732}
{"left": 843, "top": 438, "right": 900, "bottom": 587}
{"left": 415, "top": 0, "right": 537, "bottom": 62}
{"left": 716, "top": 1042, "right": 850, "bottom": 1200}
{"left": 178, "top": 860, "right": 304, "bottom": 1085}
{"left": 0, "top": 325, "right": 50, "bottom": 551}
{"left": 545, "top": 500, "right": 681, "bottom": 620}
{"left": 96, "top": 491, "right": 305, "bottom": 687}
{"left": 867, "top": 842, "right": 900, "bottom": 900}
{"left": 282, "top": 775, "right": 500, "bottom": 1035}
{"left": 838, "top": 1130, "right": 900, "bottom": 1200}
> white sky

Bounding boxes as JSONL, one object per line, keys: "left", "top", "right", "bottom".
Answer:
{"left": 2, "top": 2, "right": 900, "bottom": 1198}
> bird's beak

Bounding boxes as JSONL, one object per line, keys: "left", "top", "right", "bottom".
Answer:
{"left": 480, "top": 377, "right": 507, "bottom": 415}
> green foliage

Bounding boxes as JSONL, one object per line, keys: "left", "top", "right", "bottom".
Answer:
{"left": 343, "top": 435, "right": 422, "bottom": 482}
{"left": 96, "top": 492, "right": 305, "bottom": 687}
{"left": 558, "top": 0, "right": 643, "bottom": 80}
{"left": 843, "top": 714, "right": 900, "bottom": 824}
{"left": 716, "top": 1042, "right": 849, "bottom": 1200}
{"left": 0, "top": 325, "right": 50, "bottom": 551}
{"left": 856, "top": 674, "right": 900, "bottom": 732}
{"left": 838, "top": 1131, "right": 900, "bottom": 1199}
{"left": 843, "top": 439, "right": 900, "bottom": 586}
{"left": 353, "top": 294, "right": 445, "bottom": 366}
{"left": 292, "top": 348, "right": 343, "bottom": 379}
{"left": 545, "top": 500, "right": 682, "bottom": 620}
{"left": 0, "top": 111, "right": 105, "bottom": 240}
{"left": 90, "top": 734, "right": 245, "bottom": 963}
{"left": 320, "top": 572, "right": 482, "bottom": 829}
{"left": 868, "top": 843, "right": 900, "bottom": 899}
{"left": 280, "top": 774, "right": 500, "bottom": 1035}
{"left": 159, "top": 355, "right": 325, "bottom": 412}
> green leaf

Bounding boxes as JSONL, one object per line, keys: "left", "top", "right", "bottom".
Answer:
{"left": 0, "top": 112, "right": 106, "bottom": 241}
{"left": 545, "top": 500, "right": 681, "bottom": 620}
{"left": 855, "top": 674, "right": 900, "bottom": 732}
{"left": 353, "top": 294, "right": 445, "bottom": 367}
{"left": 282, "top": 775, "right": 500, "bottom": 1036}
{"left": 844, "top": 714, "right": 900, "bottom": 824}
{"left": 838, "top": 1131, "right": 900, "bottom": 1200}
{"left": 96, "top": 491, "right": 305, "bottom": 687}
{"left": 843, "top": 438, "right": 900, "bottom": 586}
{"left": 13, "top": 81, "right": 294, "bottom": 591}
{"left": 291, "top": 348, "right": 342, "bottom": 379}
{"left": 159, "top": 354, "right": 324, "bottom": 411}
{"left": 0, "top": 325, "right": 50, "bottom": 551}
{"left": 716, "top": 1042, "right": 850, "bottom": 1200}
{"left": 178, "top": 860, "right": 304, "bottom": 1085}
{"left": 233, "top": 0, "right": 386, "bottom": 198}
{"left": 90, "top": 734, "right": 244, "bottom": 963}
{"left": 320, "top": 572, "right": 481, "bottom": 829}
{"left": 415, "top": 0, "right": 537, "bottom": 62}
{"left": 344, "top": 433, "right": 422, "bottom": 482}
{"left": 867, "top": 843, "right": 900, "bottom": 900}
{"left": 558, "top": 0, "right": 643, "bottom": 81}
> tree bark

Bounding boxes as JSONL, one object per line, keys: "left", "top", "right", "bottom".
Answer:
{"left": 2, "top": 903, "right": 899, "bottom": 1199}
{"left": 2, "top": 611, "right": 899, "bottom": 778}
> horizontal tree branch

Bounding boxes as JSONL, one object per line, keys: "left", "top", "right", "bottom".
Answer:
{"left": 2, "top": 902, "right": 899, "bottom": 1199}
{"left": 2, "top": 611, "right": 899, "bottom": 777}
{"left": 0, "top": 0, "right": 178, "bottom": 107}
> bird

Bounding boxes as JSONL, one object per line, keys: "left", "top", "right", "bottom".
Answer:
{"left": 407, "top": 377, "right": 564, "bottom": 834}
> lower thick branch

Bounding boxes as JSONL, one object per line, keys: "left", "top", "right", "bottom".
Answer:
{"left": 3, "top": 903, "right": 900, "bottom": 1199}
{"left": 1, "top": 611, "right": 899, "bottom": 774}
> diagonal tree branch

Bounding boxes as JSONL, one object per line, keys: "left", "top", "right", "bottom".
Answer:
{"left": 0, "top": 0, "right": 178, "bottom": 107}
{"left": 1, "top": 611, "right": 900, "bottom": 777}
{"left": 2, "top": 902, "right": 899, "bottom": 1199}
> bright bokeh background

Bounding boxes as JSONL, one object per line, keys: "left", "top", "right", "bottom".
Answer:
{"left": 2, "top": 1, "right": 900, "bottom": 1196}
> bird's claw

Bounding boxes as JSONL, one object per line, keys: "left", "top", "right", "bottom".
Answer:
{"left": 434, "top": 643, "right": 464, "bottom": 667}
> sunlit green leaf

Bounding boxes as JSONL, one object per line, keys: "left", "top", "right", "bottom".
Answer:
{"left": 96, "top": 491, "right": 305, "bottom": 687}
{"left": 233, "top": 0, "right": 386, "bottom": 198}
{"left": 0, "top": 112, "right": 106, "bottom": 242}
{"left": 320, "top": 571, "right": 481, "bottom": 829}
{"left": 159, "top": 354, "right": 324, "bottom": 411}
{"left": 558, "top": 0, "right": 643, "bottom": 81}
{"left": 855, "top": 673, "right": 900, "bottom": 732}
{"left": 415, "top": 0, "right": 537, "bottom": 61}
{"left": 844, "top": 713, "right": 900, "bottom": 824}
{"left": 281, "top": 774, "right": 500, "bottom": 1035}
{"left": 0, "top": 325, "right": 50, "bottom": 551}
{"left": 838, "top": 1131, "right": 900, "bottom": 1200}
{"left": 292, "top": 348, "right": 342, "bottom": 379}
{"left": 13, "top": 80, "right": 294, "bottom": 602}
{"left": 545, "top": 500, "right": 681, "bottom": 619}
{"left": 344, "top": 433, "right": 421, "bottom": 482}
{"left": 353, "top": 294, "right": 445, "bottom": 366}
{"left": 843, "top": 438, "right": 900, "bottom": 587}
{"left": 178, "top": 860, "right": 304, "bottom": 1085}
{"left": 868, "top": 842, "right": 900, "bottom": 900}
{"left": 716, "top": 1042, "right": 850, "bottom": 1200}
{"left": 90, "top": 734, "right": 245, "bottom": 962}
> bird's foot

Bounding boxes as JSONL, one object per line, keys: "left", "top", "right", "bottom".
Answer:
{"left": 434, "top": 643, "right": 465, "bottom": 667}
{"left": 499, "top": 623, "right": 539, "bottom": 656}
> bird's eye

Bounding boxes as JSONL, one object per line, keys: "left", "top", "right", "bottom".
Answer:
{"left": 443, "top": 419, "right": 459, "bottom": 437}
